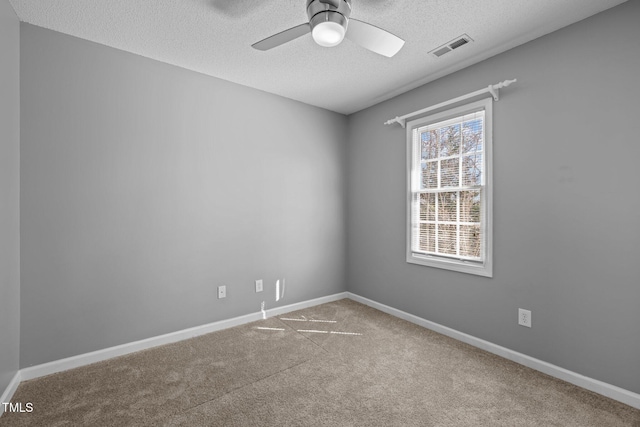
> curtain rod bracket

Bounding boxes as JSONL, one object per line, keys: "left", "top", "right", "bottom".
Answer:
{"left": 490, "top": 79, "right": 517, "bottom": 101}
{"left": 488, "top": 85, "right": 499, "bottom": 101}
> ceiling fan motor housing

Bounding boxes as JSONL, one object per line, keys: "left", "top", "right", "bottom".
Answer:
{"left": 307, "top": 0, "right": 352, "bottom": 32}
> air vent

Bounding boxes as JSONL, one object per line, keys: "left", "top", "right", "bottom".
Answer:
{"left": 430, "top": 34, "right": 473, "bottom": 58}
{"left": 449, "top": 37, "right": 469, "bottom": 50}
{"left": 432, "top": 46, "right": 451, "bottom": 57}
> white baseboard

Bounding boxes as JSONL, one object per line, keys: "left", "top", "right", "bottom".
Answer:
{"left": 266, "top": 292, "right": 348, "bottom": 317}
{"left": 347, "top": 292, "right": 640, "bottom": 410}
{"left": 19, "top": 292, "right": 348, "bottom": 383}
{"left": 1, "top": 371, "right": 21, "bottom": 413}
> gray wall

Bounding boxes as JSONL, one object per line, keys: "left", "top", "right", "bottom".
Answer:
{"left": 346, "top": 1, "right": 640, "bottom": 394}
{"left": 20, "top": 24, "right": 347, "bottom": 367}
{"left": 0, "top": 0, "right": 21, "bottom": 396}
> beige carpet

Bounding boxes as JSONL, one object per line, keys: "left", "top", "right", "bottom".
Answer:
{"left": 2, "top": 299, "right": 639, "bottom": 426}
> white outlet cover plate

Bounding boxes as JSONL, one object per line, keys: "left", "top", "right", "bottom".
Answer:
{"left": 218, "top": 286, "right": 226, "bottom": 299}
{"left": 518, "top": 308, "right": 531, "bottom": 328}
{"left": 255, "top": 280, "right": 263, "bottom": 293}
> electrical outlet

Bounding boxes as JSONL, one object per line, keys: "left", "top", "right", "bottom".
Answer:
{"left": 218, "top": 285, "right": 226, "bottom": 299}
{"left": 518, "top": 308, "right": 531, "bottom": 328}
{"left": 255, "top": 279, "right": 263, "bottom": 293}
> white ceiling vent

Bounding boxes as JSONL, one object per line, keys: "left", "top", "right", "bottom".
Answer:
{"left": 430, "top": 34, "right": 473, "bottom": 58}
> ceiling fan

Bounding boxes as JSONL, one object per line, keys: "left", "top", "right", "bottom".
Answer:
{"left": 252, "top": 0, "right": 405, "bottom": 57}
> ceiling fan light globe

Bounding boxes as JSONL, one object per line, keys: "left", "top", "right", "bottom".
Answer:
{"left": 312, "top": 21, "right": 346, "bottom": 47}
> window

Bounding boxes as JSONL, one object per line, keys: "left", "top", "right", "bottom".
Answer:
{"left": 406, "top": 98, "right": 492, "bottom": 277}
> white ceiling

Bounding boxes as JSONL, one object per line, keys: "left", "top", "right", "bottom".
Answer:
{"left": 8, "top": 0, "right": 627, "bottom": 115}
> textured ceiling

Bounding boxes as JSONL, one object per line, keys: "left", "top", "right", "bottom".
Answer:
{"left": 8, "top": 0, "right": 627, "bottom": 114}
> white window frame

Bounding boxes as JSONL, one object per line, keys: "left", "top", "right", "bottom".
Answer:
{"left": 406, "top": 98, "right": 493, "bottom": 277}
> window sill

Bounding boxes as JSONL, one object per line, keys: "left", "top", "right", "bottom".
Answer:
{"left": 407, "top": 252, "right": 492, "bottom": 277}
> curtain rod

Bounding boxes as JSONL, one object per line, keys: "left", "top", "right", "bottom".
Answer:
{"left": 384, "top": 79, "right": 517, "bottom": 128}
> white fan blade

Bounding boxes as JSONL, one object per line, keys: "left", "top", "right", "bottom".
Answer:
{"left": 319, "top": 0, "right": 340, "bottom": 7}
{"left": 346, "top": 19, "right": 404, "bottom": 57}
{"left": 252, "top": 23, "right": 311, "bottom": 51}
